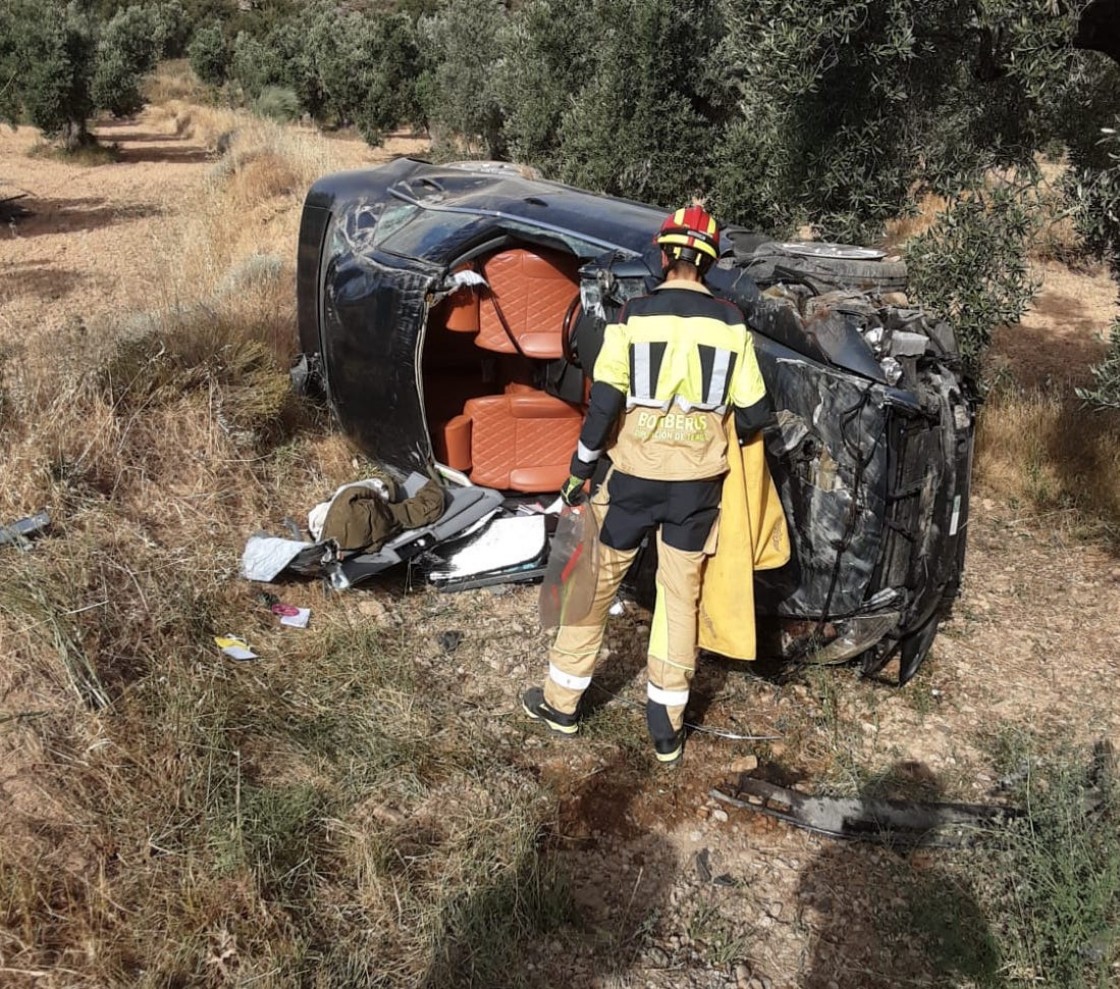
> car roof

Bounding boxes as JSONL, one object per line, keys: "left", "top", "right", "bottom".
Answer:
{"left": 307, "top": 157, "right": 666, "bottom": 258}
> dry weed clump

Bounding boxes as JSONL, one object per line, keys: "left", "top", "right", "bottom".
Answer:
{"left": 975, "top": 383, "right": 1120, "bottom": 535}
{"left": 222, "top": 149, "right": 304, "bottom": 204}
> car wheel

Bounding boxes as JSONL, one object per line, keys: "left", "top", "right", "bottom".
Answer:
{"left": 748, "top": 242, "right": 908, "bottom": 292}
{"left": 800, "top": 256, "right": 908, "bottom": 291}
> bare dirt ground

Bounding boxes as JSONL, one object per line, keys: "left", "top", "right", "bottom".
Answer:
{"left": 2, "top": 110, "right": 1120, "bottom": 989}
{"left": 0, "top": 114, "right": 423, "bottom": 336}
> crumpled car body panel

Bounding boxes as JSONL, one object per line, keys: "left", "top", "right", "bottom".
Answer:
{"left": 295, "top": 159, "right": 976, "bottom": 682}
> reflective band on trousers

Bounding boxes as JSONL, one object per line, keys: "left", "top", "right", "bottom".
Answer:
{"left": 549, "top": 663, "right": 592, "bottom": 692}
{"left": 648, "top": 683, "right": 690, "bottom": 707}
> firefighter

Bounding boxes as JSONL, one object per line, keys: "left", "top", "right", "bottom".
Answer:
{"left": 522, "top": 205, "right": 771, "bottom": 765}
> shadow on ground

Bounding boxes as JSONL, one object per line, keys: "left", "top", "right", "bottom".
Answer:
{"left": 797, "top": 762, "right": 1005, "bottom": 988}
{"left": 115, "top": 144, "right": 213, "bottom": 165}
{"left": 8, "top": 197, "right": 163, "bottom": 237}
{"left": 0, "top": 261, "right": 85, "bottom": 302}
{"left": 543, "top": 746, "right": 679, "bottom": 986}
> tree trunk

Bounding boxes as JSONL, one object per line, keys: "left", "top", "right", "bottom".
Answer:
{"left": 63, "top": 118, "right": 89, "bottom": 152}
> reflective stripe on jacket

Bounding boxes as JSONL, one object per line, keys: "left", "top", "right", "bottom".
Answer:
{"left": 584, "top": 281, "right": 766, "bottom": 481}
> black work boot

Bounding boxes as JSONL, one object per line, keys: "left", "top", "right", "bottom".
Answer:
{"left": 522, "top": 687, "right": 580, "bottom": 736}
{"left": 647, "top": 700, "right": 685, "bottom": 766}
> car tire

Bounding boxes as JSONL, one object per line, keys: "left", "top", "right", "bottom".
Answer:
{"left": 804, "top": 256, "right": 908, "bottom": 291}
{"left": 746, "top": 248, "right": 908, "bottom": 292}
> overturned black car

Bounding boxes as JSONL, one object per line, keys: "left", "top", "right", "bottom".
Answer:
{"left": 293, "top": 158, "right": 975, "bottom": 684}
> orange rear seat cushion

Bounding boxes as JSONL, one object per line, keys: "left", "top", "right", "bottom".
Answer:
{"left": 464, "top": 392, "right": 583, "bottom": 491}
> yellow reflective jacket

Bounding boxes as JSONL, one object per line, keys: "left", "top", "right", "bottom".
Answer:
{"left": 590, "top": 282, "right": 767, "bottom": 481}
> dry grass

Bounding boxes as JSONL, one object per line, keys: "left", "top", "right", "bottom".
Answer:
{"left": 141, "top": 58, "right": 212, "bottom": 106}
{"left": 882, "top": 191, "right": 949, "bottom": 250}
{"left": 975, "top": 382, "right": 1120, "bottom": 538}
{"left": 0, "top": 101, "right": 564, "bottom": 988}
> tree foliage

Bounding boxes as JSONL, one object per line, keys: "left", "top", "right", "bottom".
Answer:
{"left": 1077, "top": 320, "right": 1120, "bottom": 410}
{"left": 551, "top": 0, "right": 725, "bottom": 208}
{"left": 307, "top": 6, "right": 423, "bottom": 142}
{"left": 906, "top": 180, "right": 1039, "bottom": 370}
{"left": 232, "top": 17, "right": 322, "bottom": 116}
{"left": 93, "top": 5, "right": 162, "bottom": 117}
{"left": 187, "top": 18, "right": 229, "bottom": 86}
{"left": 9, "top": 1, "right": 98, "bottom": 148}
{"left": 417, "top": 0, "right": 506, "bottom": 157}
{"left": 150, "top": 0, "right": 189, "bottom": 57}
{"left": 493, "top": 0, "right": 591, "bottom": 171}
{"left": 0, "top": 0, "right": 181, "bottom": 143}
{"left": 0, "top": 6, "right": 21, "bottom": 127}
{"left": 707, "top": 0, "right": 1098, "bottom": 242}
{"left": 228, "top": 3, "right": 424, "bottom": 139}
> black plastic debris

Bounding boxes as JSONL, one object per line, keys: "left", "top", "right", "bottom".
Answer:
{"left": 0, "top": 511, "right": 51, "bottom": 550}
{"left": 694, "top": 847, "right": 739, "bottom": 887}
{"left": 438, "top": 630, "right": 463, "bottom": 654}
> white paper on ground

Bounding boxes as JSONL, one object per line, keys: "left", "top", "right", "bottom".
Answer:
{"left": 280, "top": 607, "right": 311, "bottom": 629}
{"left": 241, "top": 535, "right": 313, "bottom": 581}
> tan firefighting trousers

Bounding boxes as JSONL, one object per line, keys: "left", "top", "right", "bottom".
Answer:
{"left": 542, "top": 528, "right": 707, "bottom": 734}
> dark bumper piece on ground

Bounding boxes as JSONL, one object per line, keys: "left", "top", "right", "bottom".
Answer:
{"left": 711, "top": 775, "right": 1014, "bottom": 847}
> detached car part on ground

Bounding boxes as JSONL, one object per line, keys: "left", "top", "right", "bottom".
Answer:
{"left": 292, "top": 159, "right": 975, "bottom": 684}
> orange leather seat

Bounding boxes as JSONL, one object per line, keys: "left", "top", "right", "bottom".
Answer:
{"left": 443, "top": 389, "right": 583, "bottom": 492}
{"left": 477, "top": 249, "right": 580, "bottom": 359}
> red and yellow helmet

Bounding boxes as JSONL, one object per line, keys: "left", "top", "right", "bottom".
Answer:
{"left": 655, "top": 205, "right": 720, "bottom": 267}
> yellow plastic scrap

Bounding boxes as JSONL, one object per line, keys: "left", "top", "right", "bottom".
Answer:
{"left": 215, "top": 635, "right": 257, "bottom": 661}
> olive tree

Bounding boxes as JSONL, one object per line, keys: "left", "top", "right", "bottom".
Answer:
{"left": 92, "top": 5, "right": 161, "bottom": 117}
{"left": 306, "top": 6, "right": 423, "bottom": 141}
{"left": 710, "top": 0, "right": 1087, "bottom": 242}
{"left": 494, "top": 0, "right": 593, "bottom": 171}
{"left": 8, "top": 1, "right": 98, "bottom": 150}
{"left": 552, "top": 0, "right": 726, "bottom": 208}
{"left": 417, "top": 0, "right": 507, "bottom": 157}
{"left": 188, "top": 18, "right": 228, "bottom": 86}
{"left": 229, "top": 4, "right": 423, "bottom": 139}
{"left": 232, "top": 16, "right": 323, "bottom": 116}
{"left": 0, "top": 6, "right": 20, "bottom": 127}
